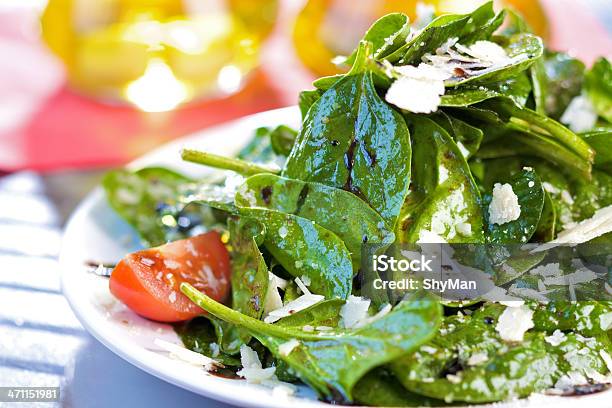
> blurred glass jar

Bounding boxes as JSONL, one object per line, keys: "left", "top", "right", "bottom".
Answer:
{"left": 41, "top": 0, "right": 278, "bottom": 111}
{"left": 293, "top": 0, "right": 548, "bottom": 77}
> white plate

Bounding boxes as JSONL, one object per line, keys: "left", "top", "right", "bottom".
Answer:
{"left": 60, "top": 106, "right": 612, "bottom": 408}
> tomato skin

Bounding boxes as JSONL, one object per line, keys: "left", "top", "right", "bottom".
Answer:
{"left": 109, "top": 231, "right": 230, "bottom": 322}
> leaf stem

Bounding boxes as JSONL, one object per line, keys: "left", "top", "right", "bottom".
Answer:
{"left": 181, "top": 283, "right": 333, "bottom": 341}
{"left": 181, "top": 149, "right": 280, "bottom": 176}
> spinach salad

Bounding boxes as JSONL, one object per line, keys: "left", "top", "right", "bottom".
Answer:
{"left": 103, "top": 3, "right": 612, "bottom": 405}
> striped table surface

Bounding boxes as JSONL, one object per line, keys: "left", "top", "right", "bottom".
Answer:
{"left": 0, "top": 172, "right": 232, "bottom": 408}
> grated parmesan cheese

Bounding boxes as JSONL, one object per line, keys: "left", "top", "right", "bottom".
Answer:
{"left": 264, "top": 293, "right": 324, "bottom": 323}
{"left": 560, "top": 94, "right": 598, "bottom": 132}
{"left": 545, "top": 330, "right": 567, "bottom": 346}
{"left": 278, "top": 339, "right": 300, "bottom": 356}
{"left": 340, "top": 295, "right": 371, "bottom": 329}
{"left": 456, "top": 222, "right": 472, "bottom": 237}
{"left": 600, "top": 312, "right": 612, "bottom": 331}
{"left": 237, "top": 344, "right": 276, "bottom": 383}
{"left": 154, "top": 338, "right": 221, "bottom": 370}
{"left": 455, "top": 41, "right": 509, "bottom": 63}
{"left": 295, "top": 276, "right": 311, "bottom": 295}
{"left": 600, "top": 350, "right": 612, "bottom": 373}
{"left": 488, "top": 183, "right": 521, "bottom": 225}
{"left": 554, "top": 371, "right": 588, "bottom": 390}
{"left": 542, "top": 268, "right": 598, "bottom": 286}
{"left": 529, "top": 263, "right": 560, "bottom": 277}
{"left": 456, "top": 141, "right": 470, "bottom": 158}
{"left": 417, "top": 229, "right": 448, "bottom": 244}
{"left": 495, "top": 304, "right": 534, "bottom": 342}
{"left": 263, "top": 272, "right": 287, "bottom": 316}
{"left": 385, "top": 64, "right": 450, "bottom": 113}
{"left": 467, "top": 352, "right": 489, "bottom": 366}
{"left": 534, "top": 205, "right": 612, "bottom": 252}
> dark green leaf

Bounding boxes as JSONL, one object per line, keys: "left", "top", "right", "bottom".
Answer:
{"left": 571, "top": 169, "right": 612, "bottom": 221}
{"left": 103, "top": 167, "right": 194, "bottom": 246}
{"left": 345, "top": 13, "right": 411, "bottom": 65}
{"left": 533, "top": 190, "right": 556, "bottom": 242}
{"left": 237, "top": 127, "right": 276, "bottom": 164}
{"left": 483, "top": 169, "right": 544, "bottom": 243}
{"left": 182, "top": 284, "right": 442, "bottom": 402}
{"left": 582, "top": 128, "right": 612, "bottom": 173}
{"left": 239, "top": 207, "right": 353, "bottom": 299}
{"left": 385, "top": 2, "right": 496, "bottom": 65}
{"left": 353, "top": 369, "right": 447, "bottom": 407}
{"left": 533, "top": 301, "right": 612, "bottom": 336}
{"left": 174, "top": 317, "right": 241, "bottom": 366}
{"left": 584, "top": 57, "right": 612, "bottom": 123}
{"left": 392, "top": 307, "right": 611, "bottom": 403}
{"left": 397, "top": 115, "right": 484, "bottom": 243}
{"left": 446, "top": 34, "right": 543, "bottom": 87}
{"left": 543, "top": 52, "right": 586, "bottom": 120}
{"left": 441, "top": 74, "right": 532, "bottom": 108}
{"left": 476, "top": 98, "right": 594, "bottom": 178}
{"left": 269, "top": 125, "right": 298, "bottom": 157}
{"left": 284, "top": 43, "right": 411, "bottom": 228}
{"left": 218, "top": 217, "right": 269, "bottom": 353}
{"left": 235, "top": 174, "right": 393, "bottom": 270}
{"left": 432, "top": 112, "right": 483, "bottom": 159}
{"left": 299, "top": 89, "right": 323, "bottom": 120}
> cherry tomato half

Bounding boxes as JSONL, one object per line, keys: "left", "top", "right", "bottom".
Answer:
{"left": 109, "top": 231, "right": 230, "bottom": 322}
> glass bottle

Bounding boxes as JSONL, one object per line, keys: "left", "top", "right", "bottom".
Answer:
{"left": 41, "top": 0, "right": 278, "bottom": 111}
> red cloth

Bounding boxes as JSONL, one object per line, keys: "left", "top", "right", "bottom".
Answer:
{"left": 0, "top": 1, "right": 609, "bottom": 172}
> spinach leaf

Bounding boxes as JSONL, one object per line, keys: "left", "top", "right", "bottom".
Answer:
{"left": 239, "top": 207, "right": 353, "bottom": 299}
{"left": 174, "top": 317, "right": 241, "bottom": 366}
{"left": 483, "top": 168, "right": 544, "bottom": 243}
{"left": 353, "top": 369, "right": 446, "bottom": 407}
{"left": 582, "top": 128, "right": 612, "bottom": 173}
{"left": 238, "top": 125, "right": 297, "bottom": 163}
{"left": 571, "top": 169, "right": 612, "bottom": 221}
{"left": 284, "top": 43, "right": 411, "bottom": 228}
{"left": 397, "top": 115, "right": 484, "bottom": 243}
{"left": 182, "top": 284, "right": 442, "bottom": 402}
{"left": 391, "top": 315, "right": 555, "bottom": 403}
{"left": 269, "top": 125, "right": 298, "bottom": 157}
{"left": 432, "top": 112, "right": 483, "bottom": 159}
{"left": 460, "top": 9, "right": 506, "bottom": 44}
{"left": 500, "top": 8, "right": 547, "bottom": 114}
{"left": 584, "top": 57, "right": 612, "bottom": 123}
{"left": 299, "top": 89, "right": 323, "bottom": 119}
{"left": 345, "top": 13, "right": 411, "bottom": 65}
{"left": 533, "top": 190, "right": 556, "bottom": 242}
{"left": 533, "top": 301, "right": 612, "bottom": 336}
{"left": 103, "top": 167, "right": 195, "bottom": 246}
{"left": 441, "top": 74, "right": 532, "bottom": 108}
{"left": 392, "top": 308, "right": 612, "bottom": 403}
{"left": 237, "top": 127, "right": 276, "bottom": 164}
{"left": 385, "top": 2, "right": 496, "bottom": 64}
{"left": 481, "top": 98, "right": 594, "bottom": 164}
{"left": 235, "top": 174, "right": 393, "bottom": 270}
{"left": 218, "top": 217, "right": 269, "bottom": 354}
{"left": 543, "top": 51, "right": 586, "bottom": 119}
{"left": 447, "top": 34, "right": 543, "bottom": 87}
{"left": 274, "top": 299, "right": 344, "bottom": 328}
{"left": 530, "top": 56, "right": 547, "bottom": 114}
